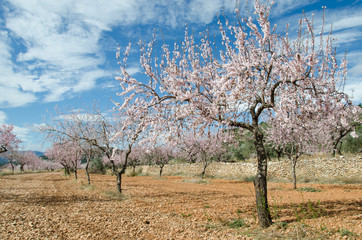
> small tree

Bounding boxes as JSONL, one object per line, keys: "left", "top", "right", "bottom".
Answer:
{"left": 45, "top": 141, "right": 83, "bottom": 178}
{"left": 325, "top": 103, "right": 361, "bottom": 156}
{"left": 147, "top": 145, "right": 174, "bottom": 177}
{"left": 266, "top": 109, "right": 321, "bottom": 189}
{"left": 178, "top": 130, "right": 234, "bottom": 178}
{"left": 0, "top": 124, "right": 21, "bottom": 155}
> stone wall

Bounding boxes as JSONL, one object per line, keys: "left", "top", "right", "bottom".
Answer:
{"left": 140, "top": 155, "right": 362, "bottom": 182}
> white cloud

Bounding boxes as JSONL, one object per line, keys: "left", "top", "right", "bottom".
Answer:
{"left": 345, "top": 80, "right": 362, "bottom": 103}
{"left": 187, "top": 0, "right": 222, "bottom": 24}
{"left": 333, "top": 30, "right": 362, "bottom": 45}
{"left": 0, "top": 85, "right": 37, "bottom": 107}
{"left": 1, "top": 0, "right": 361, "bottom": 110}
{"left": 1, "top": 0, "right": 238, "bottom": 108}
{"left": 15, "top": 124, "right": 48, "bottom": 152}
{"left": 270, "top": 0, "right": 319, "bottom": 16}
{"left": 126, "top": 66, "right": 141, "bottom": 76}
{"left": 13, "top": 125, "right": 31, "bottom": 140}
{"left": 73, "top": 70, "right": 109, "bottom": 93}
{"left": 101, "top": 81, "right": 118, "bottom": 90}
{"left": 0, "top": 111, "right": 7, "bottom": 124}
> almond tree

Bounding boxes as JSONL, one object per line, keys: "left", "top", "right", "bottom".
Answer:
{"left": 115, "top": 1, "right": 348, "bottom": 227}
{"left": 45, "top": 141, "right": 83, "bottom": 178}
{"left": 108, "top": 108, "right": 148, "bottom": 193}
{"left": 178, "top": 133, "right": 199, "bottom": 164}
{"left": 3, "top": 150, "right": 19, "bottom": 174}
{"left": 178, "top": 130, "right": 234, "bottom": 179}
{"left": 0, "top": 124, "right": 21, "bottom": 154}
{"left": 42, "top": 106, "right": 116, "bottom": 184}
{"left": 127, "top": 146, "right": 145, "bottom": 175}
{"left": 45, "top": 143, "right": 71, "bottom": 176}
{"left": 324, "top": 103, "right": 361, "bottom": 156}
{"left": 15, "top": 151, "right": 30, "bottom": 172}
{"left": 146, "top": 145, "right": 174, "bottom": 177}
{"left": 266, "top": 105, "right": 322, "bottom": 189}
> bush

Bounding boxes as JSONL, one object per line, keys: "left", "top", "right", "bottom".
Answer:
{"left": 89, "top": 157, "right": 106, "bottom": 174}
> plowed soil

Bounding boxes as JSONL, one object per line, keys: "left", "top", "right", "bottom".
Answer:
{"left": 0, "top": 171, "right": 361, "bottom": 239}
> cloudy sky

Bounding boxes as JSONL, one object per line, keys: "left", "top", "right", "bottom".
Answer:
{"left": 0, "top": 0, "right": 361, "bottom": 151}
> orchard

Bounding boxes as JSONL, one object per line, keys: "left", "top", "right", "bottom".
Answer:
{"left": 1, "top": 1, "right": 361, "bottom": 237}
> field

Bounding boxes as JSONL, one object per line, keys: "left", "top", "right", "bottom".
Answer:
{"left": 0, "top": 170, "right": 361, "bottom": 239}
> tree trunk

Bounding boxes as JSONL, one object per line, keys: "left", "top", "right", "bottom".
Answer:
{"left": 291, "top": 156, "right": 297, "bottom": 190}
{"left": 276, "top": 149, "right": 282, "bottom": 161}
{"left": 74, "top": 167, "right": 77, "bottom": 180}
{"left": 20, "top": 164, "right": 24, "bottom": 172}
{"left": 64, "top": 166, "right": 70, "bottom": 176}
{"left": 116, "top": 172, "right": 122, "bottom": 193}
{"left": 10, "top": 162, "right": 14, "bottom": 174}
{"left": 332, "top": 130, "right": 349, "bottom": 157}
{"left": 159, "top": 165, "right": 164, "bottom": 177}
{"left": 201, "top": 161, "right": 208, "bottom": 179}
{"left": 253, "top": 129, "right": 272, "bottom": 228}
{"left": 85, "top": 161, "right": 91, "bottom": 185}
{"left": 336, "top": 142, "right": 342, "bottom": 156}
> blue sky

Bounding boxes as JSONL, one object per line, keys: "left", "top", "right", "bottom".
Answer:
{"left": 0, "top": 0, "right": 361, "bottom": 152}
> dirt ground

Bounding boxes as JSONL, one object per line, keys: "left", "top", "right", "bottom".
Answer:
{"left": 0, "top": 171, "right": 361, "bottom": 239}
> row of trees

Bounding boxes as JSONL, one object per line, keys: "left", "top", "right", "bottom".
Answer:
{"left": 0, "top": 124, "right": 59, "bottom": 173}
{"left": 41, "top": 106, "right": 237, "bottom": 184}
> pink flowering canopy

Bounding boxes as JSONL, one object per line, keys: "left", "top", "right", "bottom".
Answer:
{"left": 115, "top": 0, "right": 349, "bottom": 144}
{"left": 0, "top": 124, "right": 21, "bottom": 154}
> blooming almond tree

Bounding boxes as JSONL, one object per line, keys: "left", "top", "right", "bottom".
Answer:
{"left": 146, "top": 145, "right": 174, "bottom": 177}
{"left": 266, "top": 104, "right": 323, "bottom": 189}
{"left": 324, "top": 103, "right": 361, "bottom": 156}
{"left": 115, "top": 1, "right": 348, "bottom": 227}
{"left": 0, "top": 124, "right": 21, "bottom": 154}
{"left": 127, "top": 146, "right": 146, "bottom": 175}
{"left": 178, "top": 130, "right": 234, "bottom": 179}
{"left": 42, "top": 106, "right": 119, "bottom": 184}
{"left": 45, "top": 141, "right": 83, "bottom": 179}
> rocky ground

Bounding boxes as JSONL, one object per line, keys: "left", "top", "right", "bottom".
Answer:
{"left": 0, "top": 171, "right": 361, "bottom": 239}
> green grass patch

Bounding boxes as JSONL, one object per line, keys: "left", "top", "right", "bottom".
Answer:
{"left": 293, "top": 200, "right": 326, "bottom": 221}
{"left": 182, "top": 178, "right": 209, "bottom": 184}
{"left": 297, "top": 187, "right": 321, "bottom": 192}
{"left": 104, "top": 191, "right": 127, "bottom": 200}
{"left": 228, "top": 218, "right": 246, "bottom": 228}
{"left": 180, "top": 213, "right": 191, "bottom": 218}
{"left": 240, "top": 175, "right": 256, "bottom": 182}
{"left": 338, "top": 228, "right": 356, "bottom": 238}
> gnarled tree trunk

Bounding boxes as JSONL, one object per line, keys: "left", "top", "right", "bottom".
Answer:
{"left": 253, "top": 129, "right": 272, "bottom": 228}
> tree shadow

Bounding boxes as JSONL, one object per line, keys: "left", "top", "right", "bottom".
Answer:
{"left": 270, "top": 199, "right": 362, "bottom": 223}
{"left": 0, "top": 191, "right": 118, "bottom": 206}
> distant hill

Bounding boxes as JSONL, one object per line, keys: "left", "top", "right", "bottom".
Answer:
{"left": 33, "top": 151, "right": 45, "bottom": 157}
{"left": 0, "top": 156, "right": 8, "bottom": 166}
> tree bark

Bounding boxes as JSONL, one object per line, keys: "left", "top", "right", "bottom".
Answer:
{"left": 276, "top": 149, "right": 282, "bottom": 161}
{"left": 253, "top": 129, "right": 273, "bottom": 228}
{"left": 116, "top": 172, "right": 122, "bottom": 193}
{"left": 332, "top": 129, "right": 350, "bottom": 157}
{"left": 10, "top": 162, "right": 14, "bottom": 174}
{"left": 85, "top": 163, "right": 91, "bottom": 185}
{"left": 64, "top": 166, "right": 70, "bottom": 176}
{"left": 159, "top": 165, "right": 164, "bottom": 177}
{"left": 291, "top": 156, "right": 297, "bottom": 190}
